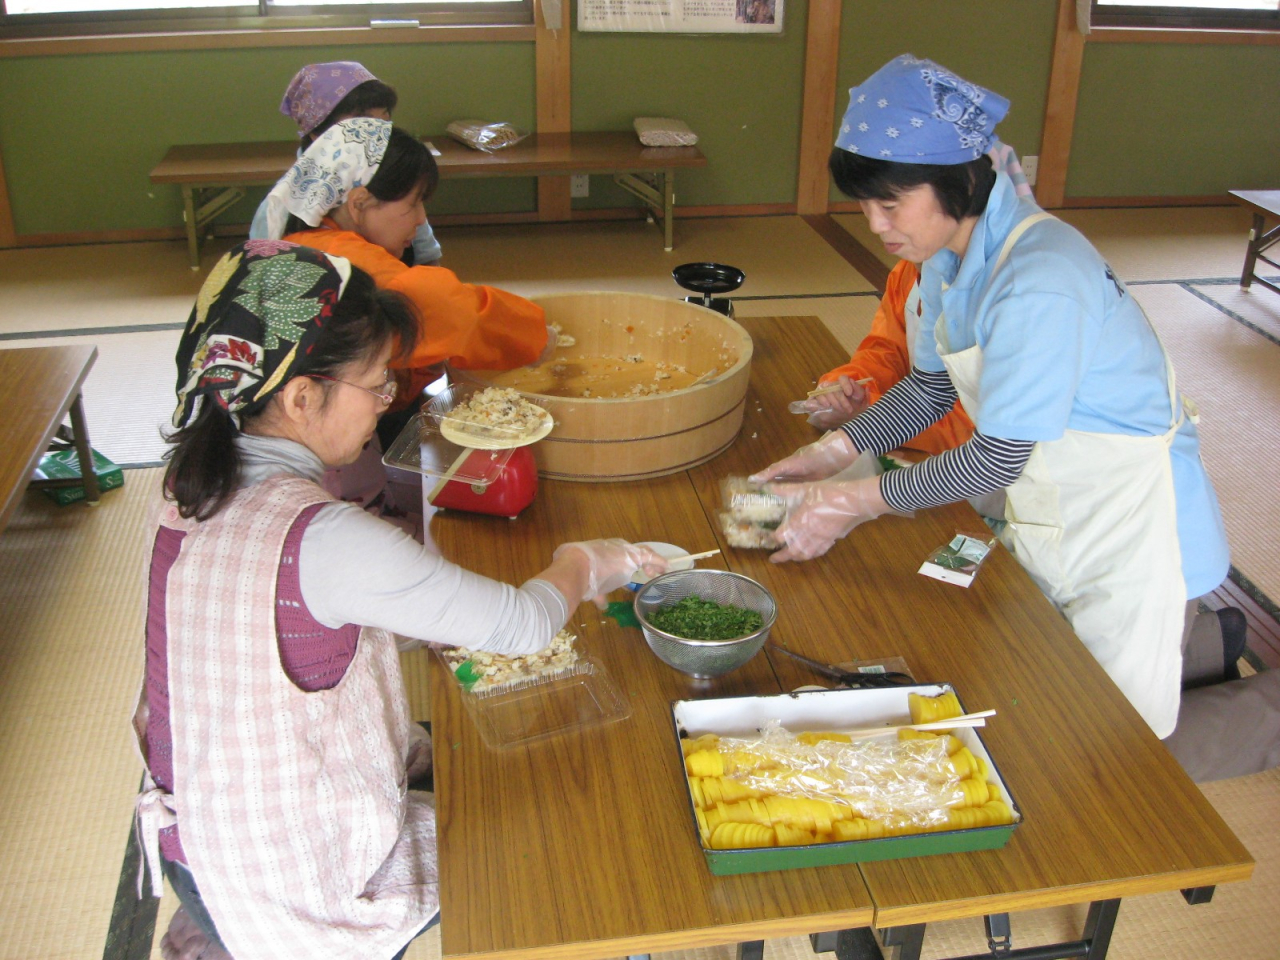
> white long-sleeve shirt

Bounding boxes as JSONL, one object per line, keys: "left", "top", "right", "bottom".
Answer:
{"left": 238, "top": 433, "right": 567, "bottom": 655}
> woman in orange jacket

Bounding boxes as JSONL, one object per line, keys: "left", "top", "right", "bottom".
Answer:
{"left": 263, "top": 117, "right": 549, "bottom": 413}
{"left": 807, "top": 260, "right": 973, "bottom": 455}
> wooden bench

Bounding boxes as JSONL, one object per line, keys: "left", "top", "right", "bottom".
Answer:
{"left": 1229, "top": 189, "right": 1280, "bottom": 297}
{"left": 149, "top": 131, "right": 708, "bottom": 269}
{"left": 0, "top": 345, "right": 100, "bottom": 534}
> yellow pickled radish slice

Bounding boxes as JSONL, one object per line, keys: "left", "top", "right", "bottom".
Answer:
{"left": 685, "top": 749, "right": 724, "bottom": 778}
{"left": 986, "top": 782, "right": 1002, "bottom": 802}
{"left": 955, "top": 778, "right": 990, "bottom": 808}
{"left": 947, "top": 747, "right": 981, "bottom": 779}
{"left": 710, "top": 821, "right": 775, "bottom": 849}
{"left": 797, "top": 731, "right": 853, "bottom": 745}
{"left": 774, "top": 822, "right": 816, "bottom": 846}
{"left": 681, "top": 733, "right": 720, "bottom": 756}
{"left": 718, "top": 777, "right": 761, "bottom": 803}
{"left": 832, "top": 818, "right": 870, "bottom": 841}
{"left": 982, "top": 800, "right": 1015, "bottom": 825}
{"left": 687, "top": 777, "right": 707, "bottom": 810}
{"left": 695, "top": 808, "right": 711, "bottom": 845}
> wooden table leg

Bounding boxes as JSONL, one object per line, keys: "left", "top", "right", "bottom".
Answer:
{"left": 182, "top": 186, "right": 200, "bottom": 271}
{"left": 1241, "top": 212, "right": 1263, "bottom": 289}
{"left": 67, "top": 393, "right": 100, "bottom": 505}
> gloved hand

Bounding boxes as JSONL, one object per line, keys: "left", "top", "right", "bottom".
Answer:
{"left": 802, "top": 375, "right": 872, "bottom": 429}
{"left": 552, "top": 538, "right": 668, "bottom": 607}
{"left": 535, "top": 323, "right": 560, "bottom": 364}
{"left": 749, "top": 429, "right": 860, "bottom": 485}
{"left": 765, "top": 476, "right": 893, "bottom": 562}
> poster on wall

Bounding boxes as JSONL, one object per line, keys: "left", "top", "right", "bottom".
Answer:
{"left": 577, "top": 0, "right": 783, "bottom": 33}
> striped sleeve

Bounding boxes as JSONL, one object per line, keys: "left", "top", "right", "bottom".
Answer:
{"left": 841, "top": 367, "right": 958, "bottom": 456}
{"left": 880, "top": 431, "right": 1035, "bottom": 512}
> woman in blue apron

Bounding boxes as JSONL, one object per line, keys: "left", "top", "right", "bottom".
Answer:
{"left": 751, "top": 55, "right": 1279, "bottom": 782}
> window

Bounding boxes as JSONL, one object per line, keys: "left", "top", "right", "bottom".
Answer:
{"left": 1092, "top": 0, "right": 1280, "bottom": 30}
{"left": 0, "top": 0, "right": 532, "bottom": 36}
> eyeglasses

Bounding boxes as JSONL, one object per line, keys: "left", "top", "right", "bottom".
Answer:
{"left": 307, "top": 373, "right": 398, "bottom": 407}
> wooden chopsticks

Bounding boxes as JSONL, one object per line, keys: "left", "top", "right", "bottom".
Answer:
{"left": 839, "top": 709, "right": 997, "bottom": 741}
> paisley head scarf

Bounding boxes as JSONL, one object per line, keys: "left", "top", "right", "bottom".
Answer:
{"left": 279, "top": 61, "right": 378, "bottom": 137}
{"left": 262, "top": 117, "right": 391, "bottom": 241}
{"left": 172, "top": 240, "right": 353, "bottom": 429}
{"left": 835, "top": 55, "right": 1009, "bottom": 164}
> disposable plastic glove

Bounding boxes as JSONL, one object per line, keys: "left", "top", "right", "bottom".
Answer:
{"left": 552, "top": 538, "right": 668, "bottom": 607}
{"left": 765, "top": 476, "right": 893, "bottom": 562}
{"left": 535, "top": 323, "right": 559, "bottom": 364}
{"left": 748, "top": 429, "right": 860, "bottom": 485}
{"left": 802, "top": 376, "right": 872, "bottom": 430}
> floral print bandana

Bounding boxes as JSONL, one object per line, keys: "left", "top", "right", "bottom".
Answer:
{"left": 262, "top": 117, "right": 391, "bottom": 241}
{"left": 172, "top": 241, "right": 353, "bottom": 429}
{"left": 835, "top": 55, "right": 1009, "bottom": 164}
{"left": 279, "top": 60, "right": 378, "bottom": 137}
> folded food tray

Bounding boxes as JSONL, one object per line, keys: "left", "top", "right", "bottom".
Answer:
{"left": 436, "top": 639, "right": 630, "bottom": 750}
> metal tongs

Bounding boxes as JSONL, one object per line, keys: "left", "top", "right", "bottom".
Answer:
{"left": 769, "top": 644, "right": 915, "bottom": 689}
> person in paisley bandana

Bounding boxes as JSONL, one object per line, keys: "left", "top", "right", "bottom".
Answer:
{"left": 139, "top": 242, "right": 665, "bottom": 960}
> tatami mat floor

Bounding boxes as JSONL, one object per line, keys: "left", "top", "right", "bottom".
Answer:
{"left": 0, "top": 209, "right": 1277, "bottom": 960}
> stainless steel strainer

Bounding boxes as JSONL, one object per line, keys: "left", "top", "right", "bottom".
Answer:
{"left": 634, "top": 570, "right": 777, "bottom": 679}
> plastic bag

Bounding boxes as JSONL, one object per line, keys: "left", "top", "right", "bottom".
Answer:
{"left": 919, "top": 530, "right": 997, "bottom": 588}
{"left": 446, "top": 119, "right": 529, "bottom": 153}
{"left": 633, "top": 117, "right": 699, "bottom": 147}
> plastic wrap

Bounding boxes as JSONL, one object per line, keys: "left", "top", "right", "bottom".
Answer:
{"left": 445, "top": 119, "right": 529, "bottom": 153}
{"left": 718, "top": 476, "right": 785, "bottom": 549}
{"left": 682, "top": 720, "right": 1014, "bottom": 847}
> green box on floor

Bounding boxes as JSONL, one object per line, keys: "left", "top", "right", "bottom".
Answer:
{"left": 34, "top": 448, "right": 124, "bottom": 505}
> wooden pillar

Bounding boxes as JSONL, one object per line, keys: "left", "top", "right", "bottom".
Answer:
{"left": 796, "top": 0, "right": 842, "bottom": 215}
{"left": 535, "top": 0, "right": 572, "bottom": 221}
{"left": 0, "top": 146, "right": 16, "bottom": 248}
{"left": 1038, "top": 0, "right": 1087, "bottom": 208}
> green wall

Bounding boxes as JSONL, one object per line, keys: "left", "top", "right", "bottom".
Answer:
{"left": 1072, "top": 41, "right": 1279, "bottom": 197}
{"left": 0, "top": 1, "right": 1276, "bottom": 237}
{"left": 833, "top": 0, "right": 1058, "bottom": 202}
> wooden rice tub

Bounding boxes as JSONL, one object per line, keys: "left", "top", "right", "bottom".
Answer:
{"left": 452, "top": 292, "right": 753, "bottom": 482}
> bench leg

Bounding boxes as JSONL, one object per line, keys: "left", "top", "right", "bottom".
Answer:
{"left": 182, "top": 186, "right": 200, "bottom": 271}
{"left": 67, "top": 393, "right": 100, "bottom": 506}
{"left": 663, "top": 167, "right": 676, "bottom": 252}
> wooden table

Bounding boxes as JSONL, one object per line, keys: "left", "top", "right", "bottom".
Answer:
{"left": 427, "top": 317, "right": 1253, "bottom": 960}
{"left": 149, "top": 131, "right": 708, "bottom": 269}
{"left": 1229, "top": 189, "right": 1280, "bottom": 296}
{"left": 0, "top": 345, "right": 100, "bottom": 533}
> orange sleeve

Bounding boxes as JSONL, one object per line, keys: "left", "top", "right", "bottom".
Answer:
{"left": 819, "top": 260, "right": 974, "bottom": 456}
{"left": 285, "top": 226, "right": 547, "bottom": 403}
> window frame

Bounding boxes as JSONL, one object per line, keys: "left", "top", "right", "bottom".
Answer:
{"left": 0, "top": 0, "right": 533, "bottom": 40}
{"left": 1091, "top": 1, "right": 1280, "bottom": 31}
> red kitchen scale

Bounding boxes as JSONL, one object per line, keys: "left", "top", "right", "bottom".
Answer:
{"left": 382, "top": 384, "right": 546, "bottom": 519}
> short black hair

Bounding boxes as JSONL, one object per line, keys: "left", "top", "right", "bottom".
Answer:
{"left": 367, "top": 126, "right": 439, "bottom": 205}
{"left": 305, "top": 79, "right": 399, "bottom": 144}
{"left": 282, "top": 126, "right": 439, "bottom": 237}
{"left": 828, "top": 149, "right": 996, "bottom": 222}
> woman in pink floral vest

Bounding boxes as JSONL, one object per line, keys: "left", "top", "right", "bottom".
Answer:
{"left": 134, "top": 241, "right": 664, "bottom": 960}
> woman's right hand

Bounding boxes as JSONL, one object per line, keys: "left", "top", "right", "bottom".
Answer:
{"left": 749, "top": 429, "right": 860, "bottom": 485}
{"left": 552, "top": 539, "right": 668, "bottom": 607}
{"left": 803, "top": 375, "right": 871, "bottom": 429}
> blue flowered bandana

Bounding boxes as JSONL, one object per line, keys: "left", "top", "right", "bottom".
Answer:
{"left": 834, "top": 55, "right": 1009, "bottom": 164}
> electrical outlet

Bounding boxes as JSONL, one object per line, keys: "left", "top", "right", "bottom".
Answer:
{"left": 570, "top": 174, "right": 590, "bottom": 198}
{"left": 1021, "top": 155, "right": 1038, "bottom": 187}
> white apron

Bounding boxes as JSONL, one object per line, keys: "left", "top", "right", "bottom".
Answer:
{"left": 133, "top": 476, "right": 438, "bottom": 960}
{"left": 936, "top": 212, "right": 1188, "bottom": 737}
